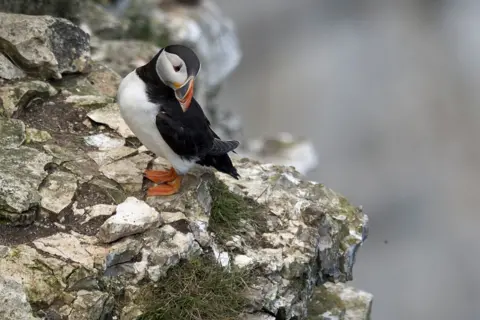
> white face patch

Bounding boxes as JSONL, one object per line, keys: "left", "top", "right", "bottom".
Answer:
{"left": 156, "top": 51, "right": 188, "bottom": 88}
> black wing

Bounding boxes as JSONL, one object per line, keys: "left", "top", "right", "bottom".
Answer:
{"left": 155, "top": 99, "right": 239, "bottom": 159}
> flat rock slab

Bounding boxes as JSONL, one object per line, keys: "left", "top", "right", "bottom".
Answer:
{"left": 99, "top": 153, "right": 153, "bottom": 192}
{"left": 33, "top": 232, "right": 96, "bottom": 268}
{"left": 0, "top": 146, "right": 52, "bottom": 223}
{"left": 0, "top": 12, "right": 90, "bottom": 80}
{"left": 84, "top": 133, "right": 125, "bottom": 151}
{"left": 0, "top": 118, "right": 25, "bottom": 147}
{"left": 87, "top": 103, "right": 134, "bottom": 138}
{"left": 39, "top": 170, "right": 78, "bottom": 214}
{"left": 97, "top": 197, "right": 162, "bottom": 243}
{"left": 88, "top": 146, "right": 137, "bottom": 167}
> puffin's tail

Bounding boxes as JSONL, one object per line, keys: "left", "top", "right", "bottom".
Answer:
{"left": 197, "top": 139, "right": 240, "bottom": 179}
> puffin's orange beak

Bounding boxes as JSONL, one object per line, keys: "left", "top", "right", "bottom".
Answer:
{"left": 175, "top": 78, "right": 194, "bottom": 112}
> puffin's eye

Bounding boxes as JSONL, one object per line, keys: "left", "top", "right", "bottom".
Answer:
{"left": 173, "top": 65, "right": 181, "bottom": 72}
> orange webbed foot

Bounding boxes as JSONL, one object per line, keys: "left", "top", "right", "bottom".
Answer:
{"left": 146, "top": 176, "right": 182, "bottom": 196}
{"left": 144, "top": 167, "right": 177, "bottom": 183}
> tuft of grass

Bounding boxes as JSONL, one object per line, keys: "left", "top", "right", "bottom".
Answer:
{"left": 208, "top": 179, "right": 267, "bottom": 245}
{"left": 137, "top": 256, "right": 252, "bottom": 320}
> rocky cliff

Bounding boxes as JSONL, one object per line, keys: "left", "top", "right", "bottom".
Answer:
{"left": 0, "top": 3, "right": 371, "bottom": 320}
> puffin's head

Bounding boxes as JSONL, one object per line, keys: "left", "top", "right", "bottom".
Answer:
{"left": 156, "top": 44, "right": 200, "bottom": 111}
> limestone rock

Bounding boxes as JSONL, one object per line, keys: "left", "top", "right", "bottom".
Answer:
{"left": 77, "top": 176, "right": 127, "bottom": 208}
{"left": 85, "top": 61, "right": 122, "bottom": 98}
{"left": 87, "top": 103, "right": 134, "bottom": 138}
{"left": 0, "top": 118, "right": 25, "bottom": 147}
{"left": 84, "top": 133, "right": 125, "bottom": 151}
{"left": 159, "top": 211, "right": 187, "bottom": 224}
{"left": 0, "top": 80, "right": 58, "bottom": 117}
{"left": 0, "top": 277, "right": 39, "bottom": 320}
{"left": 0, "top": 245, "right": 9, "bottom": 258}
{"left": 208, "top": 160, "right": 369, "bottom": 319}
{"left": 0, "top": 245, "right": 70, "bottom": 307}
{"left": 97, "top": 197, "right": 162, "bottom": 243}
{"left": 241, "top": 314, "right": 275, "bottom": 320}
{"left": 91, "top": 40, "right": 159, "bottom": 77}
{"left": 87, "top": 146, "right": 137, "bottom": 166}
{"left": 99, "top": 153, "right": 153, "bottom": 193}
{"left": 105, "top": 237, "right": 142, "bottom": 268}
{"left": 0, "top": 146, "right": 52, "bottom": 225}
{"left": 0, "top": 13, "right": 90, "bottom": 80}
{"left": 64, "top": 94, "right": 114, "bottom": 107}
{"left": 33, "top": 233, "right": 96, "bottom": 268}
{"left": 62, "top": 158, "right": 100, "bottom": 184}
{"left": 25, "top": 127, "right": 52, "bottom": 143}
{"left": 143, "top": 225, "right": 202, "bottom": 281}
{"left": 81, "top": 204, "right": 117, "bottom": 224}
{"left": 39, "top": 170, "right": 78, "bottom": 214}
{"left": 52, "top": 62, "right": 120, "bottom": 99}
{"left": 69, "top": 290, "right": 114, "bottom": 320}
{"left": 0, "top": 52, "right": 26, "bottom": 80}
{"left": 308, "top": 282, "right": 373, "bottom": 320}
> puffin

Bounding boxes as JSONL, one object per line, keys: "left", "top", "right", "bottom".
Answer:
{"left": 117, "top": 44, "right": 240, "bottom": 196}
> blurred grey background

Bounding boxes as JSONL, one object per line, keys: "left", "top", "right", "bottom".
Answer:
{"left": 216, "top": 0, "right": 480, "bottom": 319}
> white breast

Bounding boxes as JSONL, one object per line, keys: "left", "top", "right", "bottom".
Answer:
{"left": 117, "top": 71, "right": 197, "bottom": 174}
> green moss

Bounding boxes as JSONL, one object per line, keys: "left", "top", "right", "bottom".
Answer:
{"left": 208, "top": 179, "right": 267, "bottom": 245}
{"left": 307, "top": 286, "right": 346, "bottom": 318}
{"left": 137, "top": 256, "right": 252, "bottom": 320}
{"left": 8, "top": 247, "right": 20, "bottom": 259}
{"left": 339, "top": 196, "right": 355, "bottom": 212}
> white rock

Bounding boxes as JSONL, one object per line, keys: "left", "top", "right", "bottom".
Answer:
{"left": 65, "top": 94, "right": 113, "bottom": 106}
{"left": 39, "top": 171, "right": 78, "bottom": 214}
{"left": 189, "top": 220, "right": 211, "bottom": 247}
{"left": 97, "top": 197, "right": 162, "bottom": 243}
{"left": 87, "top": 103, "right": 134, "bottom": 138}
{"left": 99, "top": 153, "right": 153, "bottom": 190}
{"left": 217, "top": 252, "right": 230, "bottom": 268}
{"left": 84, "top": 133, "right": 125, "bottom": 150}
{"left": 144, "top": 226, "right": 202, "bottom": 281}
{"left": 33, "top": 233, "right": 95, "bottom": 268}
{"left": 240, "top": 314, "right": 275, "bottom": 320}
{"left": 88, "top": 146, "right": 137, "bottom": 166}
{"left": 234, "top": 254, "right": 254, "bottom": 269}
{"left": 160, "top": 211, "right": 187, "bottom": 224}
{"left": 137, "top": 145, "right": 149, "bottom": 153}
{"left": 82, "top": 204, "right": 117, "bottom": 224}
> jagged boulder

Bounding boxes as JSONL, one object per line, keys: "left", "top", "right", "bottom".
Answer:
{"left": 0, "top": 153, "right": 369, "bottom": 319}
{"left": 0, "top": 12, "right": 90, "bottom": 80}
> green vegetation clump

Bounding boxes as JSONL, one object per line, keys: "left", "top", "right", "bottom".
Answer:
{"left": 307, "top": 287, "right": 346, "bottom": 319}
{"left": 138, "top": 256, "right": 251, "bottom": 320}
{"left": 208, "top": 179, "right": 267, "bottom": 245}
